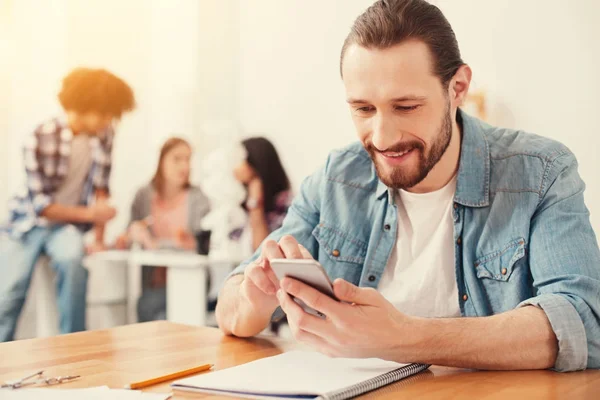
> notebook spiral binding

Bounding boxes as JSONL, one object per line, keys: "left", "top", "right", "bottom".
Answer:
{"left": 318, "top": 363, "right": 431, "bottom": 400}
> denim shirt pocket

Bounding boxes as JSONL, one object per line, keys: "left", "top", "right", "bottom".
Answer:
{"left": 475, "top": 238, "right": 526, "bottom": 282}
{"left": 312, "top": 223, "right": 367, "bottom": 283}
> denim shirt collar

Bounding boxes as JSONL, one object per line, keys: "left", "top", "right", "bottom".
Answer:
{"left": 375, "top": 109, "right": 490, "bottom": 207}
{"left": 454, "top": 110, "right": 490, "bottom": 207}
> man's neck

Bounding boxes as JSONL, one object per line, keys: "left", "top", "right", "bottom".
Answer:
{"left": 67, "top": 114, "right": 84, "bottom": 136}
{"left": 407, "top": 115, "right": 462, "bottom": 194}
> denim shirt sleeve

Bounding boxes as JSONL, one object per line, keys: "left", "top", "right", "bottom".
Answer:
{"left": 229, "top": 157, "right": 327, "bottom": 277}
{"left": 517, "top": 152, "right": 600, "bottom": 371}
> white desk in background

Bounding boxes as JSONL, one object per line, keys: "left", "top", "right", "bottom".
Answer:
{"left": 85, "top": 250, "right": 240, "bottom": 327}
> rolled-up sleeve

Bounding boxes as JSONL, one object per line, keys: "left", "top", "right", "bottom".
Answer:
{"left": 523, "top": 151, "right": 600, "bottom": 371}
{"left": 518, "top": 293, "right": 588, "bottom": 371}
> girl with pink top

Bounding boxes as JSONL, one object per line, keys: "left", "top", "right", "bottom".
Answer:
{"left": 117, "top": 137, "right": 209, "bottom": 321}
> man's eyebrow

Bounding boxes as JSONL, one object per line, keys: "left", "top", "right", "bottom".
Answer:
{"left": 346, "top": 95, "right": 427, "bottom": 103}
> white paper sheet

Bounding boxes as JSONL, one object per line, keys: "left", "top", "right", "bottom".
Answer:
{"left": 0, "top": 386, "right": 171, "bottom": 400}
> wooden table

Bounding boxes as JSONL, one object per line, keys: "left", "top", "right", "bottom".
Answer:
{"left": 1, "top": 321, "right": 599, "bottom": 399}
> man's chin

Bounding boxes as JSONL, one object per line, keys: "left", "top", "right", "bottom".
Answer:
{"left": 375, "top": 165, "right": 424, "bottom": 190}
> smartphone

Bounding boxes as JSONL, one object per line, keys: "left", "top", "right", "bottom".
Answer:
{"left": 270, "top": 258, "right": 337, "bottom": 319}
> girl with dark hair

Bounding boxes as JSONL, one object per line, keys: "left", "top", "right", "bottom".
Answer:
{"left": 233, "top": 137, "right": 292, "bottom": 252}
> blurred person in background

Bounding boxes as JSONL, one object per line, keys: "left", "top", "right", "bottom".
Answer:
{"left": 230, "top": 137, "right": 292, "bottom": 334}
{"left": 115, "top": 137, "right": 210, "bottom": 322}
{"left": 0, "top": 67, "right": 135, "bottom": 341}
{"left": 232, "top": 137, "right": 292, "bottom": 254}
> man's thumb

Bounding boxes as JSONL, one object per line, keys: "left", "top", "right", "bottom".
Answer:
{"left": 333, "top": 279, "right": 379, "bottom": 304}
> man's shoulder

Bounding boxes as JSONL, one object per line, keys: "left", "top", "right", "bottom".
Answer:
{"left": 479, "top": 121, "right": 577, "bottom": 195}
{"left": 483, "top": 123, "right": 572, "bottom": 164}
{"left": 322, "top": 142, "right": 378, "bottom": 192}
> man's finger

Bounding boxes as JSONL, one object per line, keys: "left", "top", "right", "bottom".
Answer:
{"left": 280, "top": 293, "right": 333, "bottom": 355}
{"left": 262, "top": 260, "right": 281, "bottom": 290}
{"left": 280, "top": 277, "right": 341, "bottom": 318}
{"left": 278, "top": 235, "right": 302, "bottom": 259}
{"left": 276, "top": 289, "right": 330, "bottom": 337}
{"left": 298, "top": 244, "right": 313, "bottom": 260}
{"left": 246, "top": 263, "right": 277, "bottom": 295}
{"left": 262, "top": 239, "right": 285, "bottom": 260}
{"left": 332, "top": 279, "right": 381, "bottom": 305}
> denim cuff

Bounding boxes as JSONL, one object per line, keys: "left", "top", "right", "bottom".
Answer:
{"left": 518, "top": 293, "right": 588, "bottom": 371}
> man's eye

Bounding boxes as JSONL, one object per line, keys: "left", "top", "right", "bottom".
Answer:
{"left": 395, "top": 105, "right": 420, "bottom": 112}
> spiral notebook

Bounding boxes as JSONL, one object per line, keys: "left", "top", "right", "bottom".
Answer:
{"left": 172, "top": 351, "right": 429, "bottom": 400}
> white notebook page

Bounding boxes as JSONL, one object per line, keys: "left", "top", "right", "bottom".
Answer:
{"left": 173, "top": 351, "right": 408, "bottom": 397}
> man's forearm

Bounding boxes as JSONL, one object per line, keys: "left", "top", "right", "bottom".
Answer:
{"left": 92, "top": 190, "right": 109, "bottom": 243}
{"left": 399, "top": 306, "right": 558, "bottom": 370}
{"left": 41, "top": 204, "right": 91, "bottom": 223}
{"left": 216, "top": 275, "right": 276, "bottom": 337}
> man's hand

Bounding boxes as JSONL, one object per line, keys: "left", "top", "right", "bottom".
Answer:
{"left": 88, "top": 201, "right": 117, "bottom": 224}
{"left": 217, "top": 235, "right": 316, "bottom": 337}
{"left": 277, "top": 277, "right": 413, "bottom": 360}
{"left": 241, "top": 235, "right": 314, "bottom": 315}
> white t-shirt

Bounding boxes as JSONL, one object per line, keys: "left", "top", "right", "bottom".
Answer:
{"left": 378, "top": 176, "right": 461, "bottom": 318}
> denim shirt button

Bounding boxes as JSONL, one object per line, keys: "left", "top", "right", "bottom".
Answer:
{"left": 384, "top": 224, "right": 391, "bottom": 231}
{"left": 368, "top": 275, "right": 376, "bottom": 282}
{"left": 456, "top": 237, "right": 462, "bottom": 245}
{"left": 462, "top": 294, "right": 468, "bottom": 301}
{"left": 332, "top": 249, "right": 340, "bottom": 257}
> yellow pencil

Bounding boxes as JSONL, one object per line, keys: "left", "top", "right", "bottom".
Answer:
{"left": 125, "top": 363, "right": 213, "bottom": 390}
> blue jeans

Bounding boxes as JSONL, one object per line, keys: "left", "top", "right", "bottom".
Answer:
{"left": 0, "top": 225, "right": 88, "bottom": 342}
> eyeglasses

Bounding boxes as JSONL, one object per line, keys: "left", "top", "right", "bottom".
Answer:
{"left": 1, "top": 370, "right": 80, "bottom": 390}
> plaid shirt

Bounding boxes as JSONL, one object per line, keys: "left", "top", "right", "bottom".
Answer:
{"left": 2, "top": 117, "right": 114, "bottom": 238}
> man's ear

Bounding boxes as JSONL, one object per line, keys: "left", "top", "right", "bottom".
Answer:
{"left": 449, "top": 64, "right": 472, "bottom": 108}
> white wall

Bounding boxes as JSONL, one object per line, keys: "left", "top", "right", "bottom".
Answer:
{"left": 437, "top": 0, "right": 600, "bottom": 230}
{"left": 0, "top": 1, "right": 12, "bottom": 223}
{"left": 239, "top": 1, "right": 370, "bottom": 189}
{"left": 1, "top": 0, "right": 69, "bottom": 223}
{"left": 238, "top": 0, "right": 600, "bottom": 231}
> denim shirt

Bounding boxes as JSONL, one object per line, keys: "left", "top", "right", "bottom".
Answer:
{"left": 232, "top": 110, "right": 600, "bottom": 372}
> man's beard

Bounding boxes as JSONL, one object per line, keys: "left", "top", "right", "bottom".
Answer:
{"left": 365, "top": 102, "right": 453, "bottom": 190}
